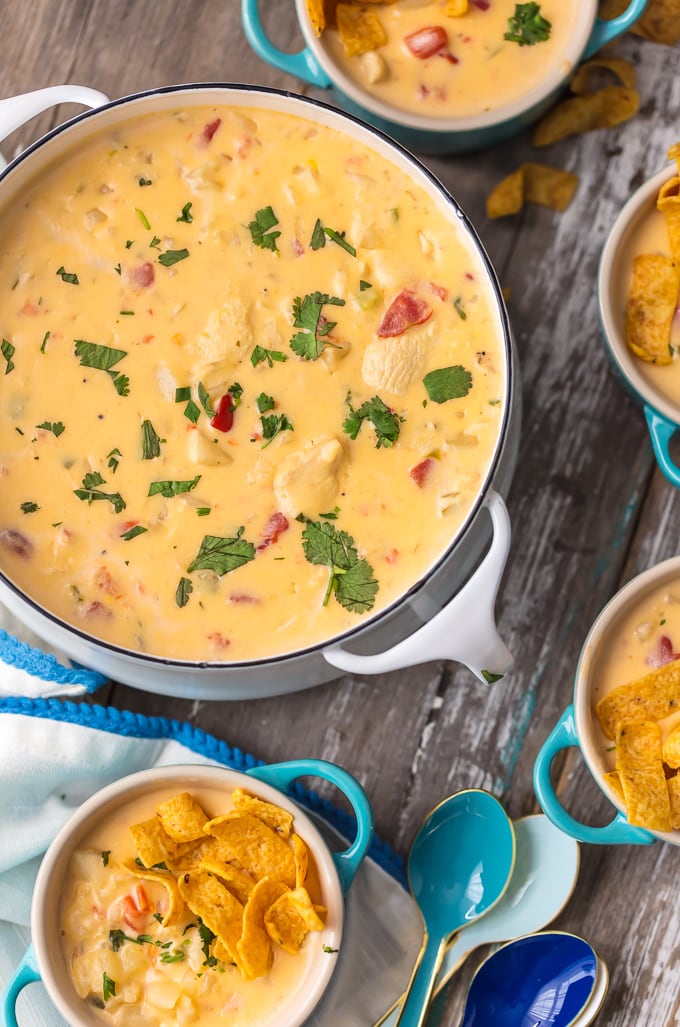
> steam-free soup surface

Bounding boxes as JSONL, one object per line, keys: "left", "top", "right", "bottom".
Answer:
{"left": 0, "top": 104, "right": 504, "bottom": 661}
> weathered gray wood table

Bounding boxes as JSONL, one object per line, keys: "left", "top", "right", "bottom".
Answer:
{"left": 2, "top": 2, "right": 680, "bottom": 1023}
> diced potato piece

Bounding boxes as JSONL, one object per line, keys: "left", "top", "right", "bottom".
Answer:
{"left": 190, "top": 297, "right": 253, "bottom": 363}
{"left": 360, "top": 50, "right": 388, "bottom": 84}
{"left": 274, "top": 437, "right": 345, "bottom": 518}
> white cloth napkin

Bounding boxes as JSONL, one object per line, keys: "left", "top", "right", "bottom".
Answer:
{"left": 0, "top": 698, "right": 424, "bottom": 1027}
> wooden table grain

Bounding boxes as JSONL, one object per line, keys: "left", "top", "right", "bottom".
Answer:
{"left": 2, "top": 2, "right": 680, "bottom": 1023}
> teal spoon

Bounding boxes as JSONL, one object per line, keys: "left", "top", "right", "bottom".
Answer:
{"left": 394, "top": 790, "right": 516, "bottom": 1027}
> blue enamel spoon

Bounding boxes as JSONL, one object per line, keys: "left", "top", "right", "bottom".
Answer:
{"left": 394, "top": 789, "right": 515, "bottom": 1027}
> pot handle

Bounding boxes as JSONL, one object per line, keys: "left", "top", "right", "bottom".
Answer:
{"left": 1, "top": 944, "right": 41, "bottom": 1027}
{"left": 241, "top": 0, "right": 332, "bottom": 88}
{"left": 0, "top": 85, "right": 109, "bottom": 148}
{"left": 533, "top": 704, "right": 655, "bottom": 845}
{"left": 644, "top": 405, "right": 680, "bottom": 489}
{"left": 582, "top": 0, "right": 648, "bottom": 60}
{"left": 247, "top": 758, "right": 374, "bottom": 893}
{"left": 322, "top": 490, "right": 513, "bottom": 684}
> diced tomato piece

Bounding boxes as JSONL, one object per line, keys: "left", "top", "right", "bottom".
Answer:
{"left": 377, "top": 290, "right": 432, "bottom": 337}
{"left": 292, "top": 238, "right": 304, "bottom": 256}
{"left": 386, "top": 548, "right": 399, "bottom": 564}
{"left": 257, "top": 512, "right": 289, "bottom": 551}
{"left": 650, "top": 635, "right": 680, "bottom": 667}
{"left": 410, "top": 458, "right": 435, "bottom": 487}
{"left": 82, "top": 600, "right": 113, "bottom": 620}
{"left": 201, "top": 118, "right": 222, "bottom": 143}
{"left": 95, "top": 568, "right": 122, "bottom": 596}
{"left": 211, "top": 393, "right": 236, "bottom": 433}
{"left": 122, "top": 893, "right": 148, "bottom": 931}
{"left": 473, "top": 0, "right": 490, "bottom": 10}
{"left": 0, "top": 529, "right": 33, "bottom": 559}
{"left": 130, "top": 262, "right": 155, "bottom": 287}
{"left": 207, "top": 631, "right": 231, "bottom": 649}
{"left": 20, "top": 300, "right": 41, "bottom": 316}
{"left": 228, "top": 593, "right": 260, "bottom": 604}
{"left": 405, "top": 25, "right": 448, "bottom": 58}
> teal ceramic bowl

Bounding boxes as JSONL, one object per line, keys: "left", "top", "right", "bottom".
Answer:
{"left": 242, "top": 0, "right": 647, "bottom": 154}
{"left": 598, "top": 162, "right": 680, "bottom": 488}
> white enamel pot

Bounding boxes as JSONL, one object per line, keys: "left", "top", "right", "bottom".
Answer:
{"left": 0, "top": 83, "right": 519, "bottom": 701}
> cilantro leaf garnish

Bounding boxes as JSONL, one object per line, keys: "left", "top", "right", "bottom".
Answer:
{"left": 109, "top": 929, "right": 151, "bottom": 952}
{"left": 256, "top": 392, "right": 275, "bottom": 413}
{"left": 324, "top": 227, "right": 356, "bottom": 256}
{"left": 149, "top": 236, "right": 161, "bottom": 250}
{"left": 175, "top": 386, "right": 191, "bottom": 402}
{"left": 301, "top": 519, "right": 378, "bottom": 613}
{"left": 184, "top": 399, "right": 201, "bottom": 423}
{"left": 74, "top": 340, "right": 129, "bottom": 395}
{"left": 229, "top": 382, "right": 244, "bottom": 406}
{"left": 198, "top": 381, "right": 214, "bottom": 417}
{"left": 56, "top": 266, "right": 79, "bottom": 285}
{"left": 160, "top": 949, "right": 186, "bottom": 964}
{"left": 148, "top": 475, "right": 201, "bottom": 498}
{"left": 177, "top": 202, "right": 193, "bottom": 223}
{"left": 453, "top": 296, "right": 467, "bottom": 321}
{"left": 197, "top": 919, "right": 217, "bottom": 965}
{"left": 107, "top": 448, "right": 122, "bottom": 473}
{"left": 343, "top": 394, "right": 402, "bottom": 449}
{"left": 482, "top": 669, "right": 504, "bottom": 684}
{"left": 359, "top": 280, "right": 372, "bottom": 292}
{"left": 310, "top": 218, "right": 326, "bottom": 250}
{"left": 423, "top": 366, "right": 473, "bottom": 404}
{"left": 120, "top": 524, "right": 148, "bottom": 541}
{"left": 102, "top": 972, "right": 116, "bottom": 1002}
{"left": 176, "top": 576, "right": 193, "bottom": 608}
{"left": 504, "top": 3, "right": 551, "bottom": 44}
{"left": 251, "top": 345, "right": 288, "bottom": 368}
{"left": 74, "top": 471, "right": 126, "bottom": 513}
{"left": 158, "top": 248, "right": 189, "bottom": 267}
{"left": 261, "top": 413, "right": 293, "bottom": 448}
{"left": 2, "top": 339, "right": 15, "bottom": 374}
{"left": 197, "top": 507, "right": 211, "bottom": 517}
{"left": 36, "top": 421, "right": 65, "bottom": 437}
{"left": 290, "top": 292, "right": 345, "bottom": 360}
{"left": 308, "top": 220, "right": 356, "bottom": 256}
{"left": 187, "top": 528, "right": 256, "bottom": 576}
{"left": 135, "top": 208, "right": 151, "bottom": 230}
{"left": 141, "top": 419, "right": 162, "bottom": 459}
{"left": 20, "top": 501, "right": 39, "bottom": 514}
{"left": 247, "top": 206, "right": 281, "bottom": 252}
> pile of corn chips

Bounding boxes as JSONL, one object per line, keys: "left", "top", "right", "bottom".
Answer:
{"left": 626, "top": 143, "right": 680, "bottom": 365}
{"left": 596, "top": 659, "right": 680, "bottom": 832}
{"left": 127, "top": 788, "right": 325, "bottom": 979}
{"left": 599, "top": 0, "right": 680, "bottom": 46}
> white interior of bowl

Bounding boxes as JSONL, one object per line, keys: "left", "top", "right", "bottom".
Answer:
{"left": 294, "top": 0, "right": 598, "bottom": 132}
{"left": 0, "top": 84, "right": 511, "bottom": 670}
{"left": 598, "top": 163, "right": 679, "bottom": 426}
{"left": 31, "top": 763, "right": 345, "bottom": 1027}
{"left": 574, "top": 556, "right": 680, "bottom": 844}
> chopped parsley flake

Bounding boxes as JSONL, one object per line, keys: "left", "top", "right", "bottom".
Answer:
{"left": 482, "top": 669, "right": 504, "bottom": 684}
{"left": 56, "top": 266, "right": 79, "bottom": 285}
{"left": 256, "top": 392, "right": 275, "bottom": 413}
{"left": 149, "top": 236, "right": 161, "bottom": 250}
{"left": 2, "top": 339, "right": 15, "bottom": 374}
{"left": 310, "top": 218, "right": 326, "bottom": 250}
{"left": 343, "top": 394, "right": 402, "bottom": 449}
{"left": 247, "top": 206, "right": 281, "bottom": 252}
{"left": 261, "top": 413, "right": 293, "bottom": 448}
{"left": 324, "top": 226, "right": 356, "bottom": 256}
{"left": 74, "top": 340, "right": 129, "bottom": 395}
{"left": 40, "top": 330, "right": 50, "bottom": 353}
{"left": 453, "top": 296, "right": 467, "bottom": 320}
{"left": 138, "top": 177, "right": 152, "bottom": 187}
{"left": 160, "top": 950, "right": 186, "bottom": 964}
{"left": 175, "top": 386, "right": 191, "bottom": 402}
{"left": 102, "top": 972, "right": 116, "bottom": 1002}
{"left": 107, "top": 447, "right": 122, "bottom": 473}
{"left": 177, "top": 202, "right": 193, "bottom": 223}
{"left": 125, "top": 240, "right": 134, "bottom": 249}
{"left": 251, "top": 345, "right": 288, "bottom": 368}
{"left": 114, "top": 263, "right": 122, "bottom": 276}
{"left": 229, "top": 382, "right": 244, "bottom": 406}
{"left": 323, "top": 944, "right": 339, "bottom": 953}
{"left": 309, "top": 219, "right": 356, "bottom": 256}
{"left": 141, "top": 419, "right": 162, "bottom": 459}
{"left": 302, "top": 519, "right": 378, "bottom": 613}
{"left": 504, "top": 3, "right": 551, "bottom": 45}
{"left": 290, "top": 292, "right": 345, "bottom": 360}
{"left": 74, "top": 471, "right": 126, "bottom": 513}
{"left": 120, "top": 524, "right": 148, "bottom": 541}
{"left": 198, "top": 381, "right": 214, "bottom": 417}
{"left": 196, "top": 507, "right": 211, "bottom": 517}
{"left": 20, "top": 501, "right": 39, "bottom": 514}
{"left": 359, "top": 280, "right": 372, "bottom": 292}
{"left": 184, "top": 399, "right": 201, "bottom": 424}
{"left": 187, "top": 528, "right": 256, "bottom": 576}
{"left": 197, "top": 919, "right": 217, "bottom": 965}
{"left": 148, "top": 475, "right": 201, "bottom": 498}
{"left": 36, "top": 421, "right": 65, "bottom": 437}
{"left": 423, "top": 366, "right": 473, "bottom": 404}
{"left": 158, "top": 248, "right": 189, "bottom": 267}
{"left": 101, "top": 850, "right": 110, "bottom": 866}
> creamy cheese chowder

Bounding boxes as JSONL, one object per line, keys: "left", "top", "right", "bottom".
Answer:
{"left": 0, "top": 104, "right": 504, "bottom": 662}
{"left": 59, "top": 785, "right": 329, "bottom": 1027}
{"left": 324, "top": 0, "right": 577, "bottom": 120}
{"left": 617, "top": 201, "right": 680, "bottom": 408}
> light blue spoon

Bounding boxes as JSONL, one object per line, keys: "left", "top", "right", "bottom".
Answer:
{"left": 394, "top": 790, "right": 515, "bottom": 1027}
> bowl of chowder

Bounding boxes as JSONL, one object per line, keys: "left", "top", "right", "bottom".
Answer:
{"left": 534, "top": 557, "right": 680, "bottom": 846}
{"left": 242, "top": 0, "right": 647, "bottom": 154}
{"left": 0, "top": 759, "right": 374, "bottom": 1027}
{"left": 599, "top": 149, "right": 680, "bottom": 489}
{"left": 0, "top": 83, "right": 518, "bottom": 700}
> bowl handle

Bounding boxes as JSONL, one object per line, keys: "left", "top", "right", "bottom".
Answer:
{"left": 246, "top": 758, "right": 374, "bottom": 893}
{"left": 533, "top": 704, "right": 655, "bottom": 845}
{"left": 322, "top": 490, "right": 513, "bottom": 684}
{"left": 0, "top": 86, "right": 109, "bottom": 148}
{"left": 241, "top": 0, "right": 332, "bottom": 88}
{"left": 581, "top": 0, "right": 649, "bottom": 60}
{"left": 1, "top": 944, "right": 41, "bottom": 1027}
{"left": 644, "top": 405, "right": 680, "bottom": 489}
